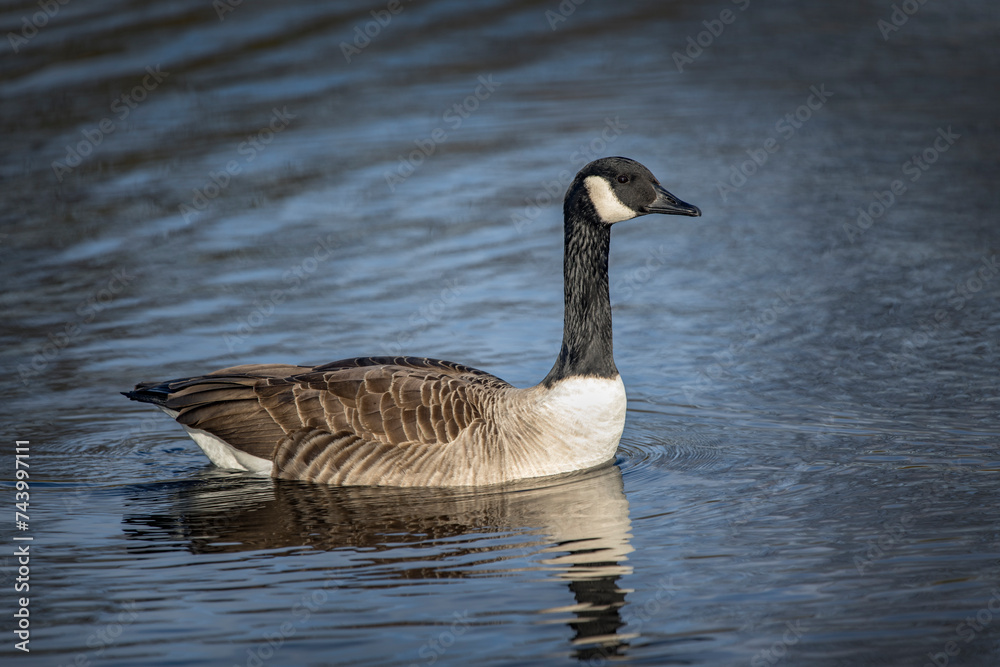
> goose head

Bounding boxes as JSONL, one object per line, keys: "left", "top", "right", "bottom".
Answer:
{"left": 572, "top": 156, "right": 702, "bottom": 224}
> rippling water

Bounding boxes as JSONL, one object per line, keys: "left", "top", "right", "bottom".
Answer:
{"left": 2, "top": 0, "right": 999, "bottom": 665}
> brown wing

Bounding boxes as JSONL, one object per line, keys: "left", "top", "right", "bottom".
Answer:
{"left": 132, "top": 357, "right": 510, "bottom": 483}
{"left": 133, "top": 363, "right": 308, "bottom": 459}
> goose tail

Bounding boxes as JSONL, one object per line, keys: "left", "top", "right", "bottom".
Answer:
{"left": 122, "top": 380, "right": 177, "bottom": 408}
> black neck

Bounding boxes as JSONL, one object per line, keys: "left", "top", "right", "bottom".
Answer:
{"left": 542, "top": 194, "right": 617, "bottom": 387}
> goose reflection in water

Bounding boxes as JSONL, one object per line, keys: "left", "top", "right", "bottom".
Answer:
{"left": 122, "top": 463, "right": 636, "bottom": 661}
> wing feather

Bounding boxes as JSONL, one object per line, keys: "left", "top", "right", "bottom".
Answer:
{"left": 400, "top": 408, "right": 420, "bottom": 442}
{"left": 130, "top": 357, "right": 511, "bottom": 484}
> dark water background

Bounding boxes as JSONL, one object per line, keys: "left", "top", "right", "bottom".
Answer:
{"left": 2, "top": 0, "right": 999, "bottom": 665}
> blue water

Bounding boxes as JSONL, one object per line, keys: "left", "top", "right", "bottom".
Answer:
{"left": 2, "top": 0, "right": 999, "bottom": 665}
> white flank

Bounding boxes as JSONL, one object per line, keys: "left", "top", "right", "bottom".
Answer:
{"left": 181, "top": 425, "right": 272, "bottom": 474}
{"left": 154, "top": 405, "right": 271, "bottom": 474}
{"left": 584, "top": 175, "right": 637, "bottom": 223}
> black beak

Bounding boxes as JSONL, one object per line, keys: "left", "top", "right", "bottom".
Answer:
{"left": 646, "top": 183, "right": 701, "bottom": 217}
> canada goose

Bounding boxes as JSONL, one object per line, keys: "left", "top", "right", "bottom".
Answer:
{"left": 124, "top": 157, "right": 701, "bottom": 486}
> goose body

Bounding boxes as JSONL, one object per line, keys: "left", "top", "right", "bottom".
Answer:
{"left": 125, "top": 157, "right": 700, "bottom": 486}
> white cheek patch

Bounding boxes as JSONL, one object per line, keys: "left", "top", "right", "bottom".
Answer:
{"left": 584, "top": 175, "right": 638, "bottom": 224}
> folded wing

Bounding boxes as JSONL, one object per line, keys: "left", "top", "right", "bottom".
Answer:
{"left": 129, "top": 357, "right": 511, "bottom": 484}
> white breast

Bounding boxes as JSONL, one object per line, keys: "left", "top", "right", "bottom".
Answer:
{"left": 525, "top": 375, "right": 627, "bottom": 476}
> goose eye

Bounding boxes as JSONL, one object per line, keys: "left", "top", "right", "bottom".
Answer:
{"left": 616, "top": 175, "right": 629, "bottom": 184}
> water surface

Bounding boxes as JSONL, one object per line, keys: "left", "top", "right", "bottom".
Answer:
{"left": 2, "top": 0, "right": 999, "bottom": 665}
